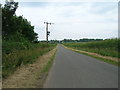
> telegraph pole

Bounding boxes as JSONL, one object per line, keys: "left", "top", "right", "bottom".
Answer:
{"left": 44, "top": 22, "right": 54, "bottom": 43}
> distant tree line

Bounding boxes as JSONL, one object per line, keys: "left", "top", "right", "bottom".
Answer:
{"left": 39, "top": 38, "right": 103, "bottom": 43}
{"left": 62, "top": 38, "right": 103, "bottom": 43}
{"left": 2, "top": 1, "right": 38, "bottom": 42}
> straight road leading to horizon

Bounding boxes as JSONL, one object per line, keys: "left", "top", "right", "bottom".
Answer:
{"left": 44, "top": 45, "right": 118, "bottom": 88}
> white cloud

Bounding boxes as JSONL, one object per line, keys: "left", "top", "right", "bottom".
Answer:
{"left": 13, "top": 0, "right": 119, "bottom": 2}
{"left": 16, "top": 2, "right": 118, "bottom": 40}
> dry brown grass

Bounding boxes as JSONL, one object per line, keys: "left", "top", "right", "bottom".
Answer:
{"left": 2, "top": 47, "right": 57, "bottom": 88}
{"left": 64, "top": 45, "right": 119, "bottom": 62}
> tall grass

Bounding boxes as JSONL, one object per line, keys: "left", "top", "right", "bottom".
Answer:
{"left": 63, "top": 39, "right": 119, "bottom": 58}
{"left": 2, "top": 42, "right": 56, "bottom": 78}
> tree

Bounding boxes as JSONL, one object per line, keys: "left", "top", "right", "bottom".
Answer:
{"left": 2, "top": 1, "right": 38, "bottom": 42}
{"left": 2, "top": 1, "right": 18, "bottom": 38}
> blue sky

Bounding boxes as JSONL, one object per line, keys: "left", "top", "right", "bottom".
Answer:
{"left": 2, "top": 0, "right": 118, "bottom": 40}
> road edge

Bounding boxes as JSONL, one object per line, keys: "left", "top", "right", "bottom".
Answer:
{"left": 36, "top": 45, "right": 58, "bottom": 88}
{"left": 2, "top": 46, "right": 57, "bottom": 88}
{"left": 63, "top": 45, "right": 119, "bottom": 66}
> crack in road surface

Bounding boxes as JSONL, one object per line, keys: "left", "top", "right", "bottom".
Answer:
{"left": 44, "top": 44, "right": 118, "bottom": 88}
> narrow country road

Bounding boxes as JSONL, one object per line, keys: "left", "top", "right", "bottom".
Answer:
{"left": 44, "top": 44, "right": 118, "bottom": 88}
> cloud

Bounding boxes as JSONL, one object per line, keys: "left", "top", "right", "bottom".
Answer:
{"left": 16, "top": 2, "right": 118, "bottom": 40}
{"left": 13, "top": 0, "right": 119, "bottom": 2}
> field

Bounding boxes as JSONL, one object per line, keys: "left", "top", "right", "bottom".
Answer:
{"left": 63, "top": 39, "right": 119, "bottom": 58}
{"left": 2, "top": 41, "right": 56, "bottom": 78}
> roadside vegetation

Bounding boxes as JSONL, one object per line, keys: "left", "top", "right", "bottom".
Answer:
{"left": 42, "top": 50, "right": 56, "bottom": 73}
{"left": 63, "top": 39, "right": 119, "bottom": 58}
{"left": 3, "top": 42, "right": 56, "bottom": 78}
{"left": 3, "top": 47, "right": 57, "bottom": 88}
{"left": 2, "top": 1, "right": 57, "bottom": 78}
{"left": 63, "top": 39, "right": 119, "bottom": 65}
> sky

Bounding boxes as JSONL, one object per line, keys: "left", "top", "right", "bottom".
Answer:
{"left": 1, "top": 0, "right": 119, "bottom": 40}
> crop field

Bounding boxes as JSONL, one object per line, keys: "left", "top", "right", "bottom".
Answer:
{"left": 63, "top": 39, "right": 119, "bottom": 58}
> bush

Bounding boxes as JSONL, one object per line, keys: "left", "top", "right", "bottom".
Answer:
{"left": 2, "top": 41, "right": 56, "bottom": 78}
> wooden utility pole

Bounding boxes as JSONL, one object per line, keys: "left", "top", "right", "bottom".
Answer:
{"left": 44, "top": 22, "right": 54, "bottom": 43}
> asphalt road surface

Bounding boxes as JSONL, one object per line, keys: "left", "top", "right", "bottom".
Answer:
{"left": 44, "top": 44, "right": 118, "bottom": 88}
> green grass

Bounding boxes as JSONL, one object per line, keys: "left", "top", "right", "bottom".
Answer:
{"left": 74, "top": 50, "right": 118, "bottom": 66}
{"left": 63, "top": 39, "right": 119, "bottom": 58}
{"left": 63, "top": 39, "right": 119, "bottom": 66}
{"left": 2, "top": 42, "right": 57, "bottom": 78}
{"left": 41, "top": 50, "right": 56, "bottom": 73}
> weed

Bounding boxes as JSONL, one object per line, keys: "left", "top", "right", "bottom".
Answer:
{"left": 2, "top": 42, "right": 56, "bottom": 78}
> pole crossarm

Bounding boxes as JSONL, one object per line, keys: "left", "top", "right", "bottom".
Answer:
{"left": 44, "top": 22, "right": 54, "bottom": 43}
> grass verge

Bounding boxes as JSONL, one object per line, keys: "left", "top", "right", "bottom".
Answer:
{"left": 37, "top": 49, "right": 57, "bottom": 88}
{"left": 3, "top": 43, "right": 56, "bottom": 78}
{"left": 63, "top": 39, "right": 119, "bottom": 58}
{"left": 41, "top": 51, "right": 56, "bottom": 73}
{"left": 3, "top": 47, "right": 57, "bottom": 88}
{"left": 64, "top": 46, "right": 119, "bottom": 66}
{"left": 35, "top": 48, "right": 57, "bottom": 88}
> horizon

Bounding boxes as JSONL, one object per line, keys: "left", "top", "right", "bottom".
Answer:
{"left": 39, "top": 38, "right": 118, "bottom": 41}
{"left": 1, "top": 0, "right": 118, "bottom": 40}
